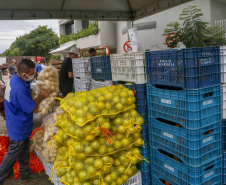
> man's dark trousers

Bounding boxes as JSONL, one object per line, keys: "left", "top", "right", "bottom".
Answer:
{"left": 0, "top": 138, "right": 31, "bottom": 185}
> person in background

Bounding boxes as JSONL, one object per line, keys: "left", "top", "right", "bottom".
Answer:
{"left": 0, "top": 70, "right": 5, "bottom": 85}
{"left": 7, "top": 59, "right": 17, "bottom": 79}
{"left": 59, "top": 47, "right": 80, "bottom": 97}
{"left": 34, "top": 59, "right": 46, "bottom": 78}
{"left": 0, "top": 86, "right": 5, "bottom": 120}
{"left": 0, "top": 59, "right": 51, "bottom": 185}
{"left": 31, "top": 57, "right": 37, "bottom": 66}
{"left": 88, "top": 48, "right": 96, "bottom": 57}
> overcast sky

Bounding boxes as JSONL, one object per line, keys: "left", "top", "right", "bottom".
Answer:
{"left": 0, "top": 20, "right": 59, "bottom": 54}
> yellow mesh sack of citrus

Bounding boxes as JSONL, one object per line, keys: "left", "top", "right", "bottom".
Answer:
{"left": 60, "top": 85, "right": 136, "bottom": 127}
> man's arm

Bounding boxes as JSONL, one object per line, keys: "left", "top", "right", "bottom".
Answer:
{"left": 68, "top": 72, "right": 73, "bottom": 78}
{"left": 7, "top": 69, "right": 11, "bottom": 77}
{"left": 33, "top": 89, "right": 51, "bottom": 112}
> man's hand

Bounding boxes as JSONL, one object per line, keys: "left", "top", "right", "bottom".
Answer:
{"left": 39, "top": 89, "right": 51, "bottom": 100}
{"left": 33, "top": 89, "right": 51, "bottom": 112}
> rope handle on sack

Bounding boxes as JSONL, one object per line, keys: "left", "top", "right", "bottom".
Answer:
{"left": 91, "top": 126, "right": 115, "bottom": 143}
{"left": 99, "top": 126, "right": 115, "bottom": 144}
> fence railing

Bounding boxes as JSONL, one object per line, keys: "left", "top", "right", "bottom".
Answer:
{"left": 215, "top": 19, "right": 226, "bottom": 38}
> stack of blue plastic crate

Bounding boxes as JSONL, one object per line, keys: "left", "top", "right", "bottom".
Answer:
{"left": 220, "top": 46, "right": 226, "bottom": 184}
{"left": 223, "top": 120, "right": 226, "bottom": 184}
{"left": 145, "top": 46, "right": 222, "bottom": 185}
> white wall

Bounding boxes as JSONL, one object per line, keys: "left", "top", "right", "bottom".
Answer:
{"left": 74, "top": 20, "right": 82, "bottom": 33}
{"left": 99, "top": 21, "right": 117, "bottom": 49}
{"left": 116, "top": 0, "right": 212, "bottom": 53}
{"left": 116, "top": 21, "right": 128, "bottom": 53}
{"left": 210, "top": 0, "right": 226, "bottom": 25}
{"left": 0, "top": 57, "right": 6, "bottom": 65}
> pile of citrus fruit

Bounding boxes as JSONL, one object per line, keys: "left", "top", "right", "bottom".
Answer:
{"left": 52, "top": 85, "right": 146, "bottom": 185}
{"left": 60, "top": 85, "right": 136, "bottom": 126}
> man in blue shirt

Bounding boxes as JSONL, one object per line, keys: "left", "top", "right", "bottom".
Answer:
{"left": 34, "top": 59, "right": 46, "bottom": 78}
{"left": 0, "top": 59, "right": 50, "bottom": 185}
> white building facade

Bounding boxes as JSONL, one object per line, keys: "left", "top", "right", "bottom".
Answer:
{"left": 53, "top": 0, "right": 226, "bottom": 56}
{"left": 116, "top": 0, "right": 226, "bottom": 53}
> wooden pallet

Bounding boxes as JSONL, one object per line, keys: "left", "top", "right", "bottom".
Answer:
{"left": 50, "top": 60, "right": 63, "bottom": 65}
{"left": 50, "top": 60, "right": 63, "bottom": 72}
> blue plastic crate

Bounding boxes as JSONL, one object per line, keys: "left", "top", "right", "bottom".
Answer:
{"left": 151, "top": 148, "right": 222, "bottom": 185}
{"left": 139, "top": 145, "right": 151, "bottom": 173}
{"left": 140, "top": 162, "right": 151, "bottom": 173}
{"left": 112, "top": 81, "right": 136, "bottom": 91}
{"left": 141, "top": 171, "right": 152, "bottom": 185}
{"left": 140, "top": 144, "right": 150, "bottom": 160}
{"left": 149, "top": 117, "right": 221, "bottom": 166}
{"left": 136, "top": 91, "right": 147, "bottom": 99}
{"left": 90, "top": 55, "right": 112, "bottom": 80}
{"left": 112, "top": 82, "right": 147, "bottom": 98}
{"left": 136, "top": 105, "right": 148, "bottom": 115}
{"left": 142, "top": 121, "right": 148, "bottom": 129}
{"left": 145, "top": 46, "right": 221, "bottom": 89}
{"left": 147, "top": 84, "right": 222, "bottom": 129}
{"left": 222, "top": 120, "right": 226, "bottom": 152}
{"left": 223, "top": 153, "right": 226, "bottom": 184}
{"left": 141, "top": 128, "right": 149, "bottom": 145}
{"left": 136, "top": 98, "right": 147, "bottom": 105}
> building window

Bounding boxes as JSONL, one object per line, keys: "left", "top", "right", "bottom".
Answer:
{"left": 82, "top": 20, "right": 95, "bottom": 29}
{"left": 82, "top": 21, "right": 89, "bottom": 29}
{"left": 65, "top": 21, "right": 74, "bottom": 35}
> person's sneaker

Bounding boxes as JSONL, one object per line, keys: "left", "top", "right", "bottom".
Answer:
{"left": 19, "top": 173, "right": 40, "bottom": 183}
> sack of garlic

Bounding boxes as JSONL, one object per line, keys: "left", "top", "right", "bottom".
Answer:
{"left": 32, "top": 65, "right": 59, "bottom": 117}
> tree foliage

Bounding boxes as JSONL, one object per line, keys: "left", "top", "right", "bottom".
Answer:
{"left": 50, "top": 54, "right": 61, "bottom": 61}
{"left": 163, "top": 5, "right": 226, "bottom": 48}
{"left": 163, "top": 22, "right": 182, "bottom": 48}
{"left": 59, "top": 21, "right": 100, "bottom": 45}
{"left": 2, "top": 26, "right": 59, "bottom": 61}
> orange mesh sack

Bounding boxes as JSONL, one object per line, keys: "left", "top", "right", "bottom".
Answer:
{"left": 60, "top": 85, "right": 136, "bottom": 126}
{"left": 32, "top": 66, "right": 59, "bottom": 116}
{"left": 13, "top": 152, "right": 44, "bottom": 179}
{"left": 29, "top": 127, "right": 43, "bottom": 139}
{"left": 0, "top": 133, "right": 10, "bottom": 155}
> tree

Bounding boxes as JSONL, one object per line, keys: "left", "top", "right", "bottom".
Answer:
{"left": 202, "top": 25, "right": 226, "bottom": 46}
{"left": 179, "top": 6, "right": 209, "bottom": 47}
{"left": 163, "top": 22, "right": 182, "bottom": 48}
{"left": 2, "top": 26, "right": 59, "bottom": 61}
{"left": 163, "top": 5, "right": 226, "bottom": 48}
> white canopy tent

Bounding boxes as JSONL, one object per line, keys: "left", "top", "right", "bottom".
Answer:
{"left": 0, "top": 0, "right": 192, "bottom": 21}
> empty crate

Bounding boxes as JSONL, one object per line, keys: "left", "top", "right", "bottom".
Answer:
{"left": 149, "top": 117, "right": 221, "bottom": 166}
{"left": 151, "top": 148, "right": 222, "bottom": 185}
{"left": 72, "top": 58, "right": 91, "bottom": 78}
{"left": 145, "top": 46, "right": 220, "bottom": 89}
{"left": 111, "top": 52, "right": 147, "bottom": 84}
{"left": 90, "top": 55, "right": 112, "bottom": 80}
{"left": 147, "top": 85, "right": 222, "bottom": 129}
